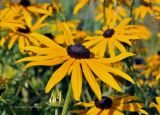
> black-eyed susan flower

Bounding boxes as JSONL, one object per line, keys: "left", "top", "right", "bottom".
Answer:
{"left": 95, "top": 4, "right": 127, "bottom": 25}
{"left": 76, "top": 95, "right": 148, "bottom": 115}
{"left": 150, "top": 96, "right": 160, "bottom": 113}
{"left": 134, "top": 0, "right": 160, "bottom": 20}
{"left": 83, "top": 18, "right": 151, "bottom": 57}
{"left": 16, "top": 23, "right": 135, "bottom": 101}
{"left": 144, "top": 52, "right": 160, "bottom": 80}
{"left": 0, "top": 13, "right": 48, "bottom": 53}
{"left": 0, "top": 7, "right": 24, "bottom": 30}
{"left": 8, "top": 0, "right": 52, "bottom": 16}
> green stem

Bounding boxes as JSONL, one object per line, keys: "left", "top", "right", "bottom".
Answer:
{"left": 103, "top": 0, "right": 107, "bottom": 25}
{"left": 61, "top": 82, "right": 72, "bottom": 115}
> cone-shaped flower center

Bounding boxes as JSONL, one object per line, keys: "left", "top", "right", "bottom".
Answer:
{"left": 103, "top": 29, "right": 115, "bottom": 38}
{"left": 20, "top": 0, "right": 30, "bottom": 7}
{"left": 67, "top": 44, "right": 90, "bottom": 59}
{"left": 18, "top": 26, "right": 30, "bottom": 33}
{"left": 95, "top": 96, "right": 112, "bottom": 109}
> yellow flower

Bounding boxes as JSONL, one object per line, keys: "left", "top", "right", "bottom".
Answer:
{"left": 8, "top": 0, "right": 52, "bottom": 15}
{"left": 0, "top": 7, "right": 24, "bottom": 30}
{"left": 134, "top": 0, "right": 160, "bottom": 20}
{"left": 95, "top": 4, "right": 127, "bottom": 25}
{"left": 145, "top": 52, "right": 160, "bottom": 80}
{"left": 16, "top": 23, "right": 135, "bottom": 101}
{"left": 76, "top": 95, "right": 148, "bottom": 115}
{"left": 0, "top": 13, "right": 48, "bottom": 53}
{"left": 150, "top": 96, "right": 160, "bottom": 113}
{"left": 83, "top": 18, "right": 151, "bottom": 57}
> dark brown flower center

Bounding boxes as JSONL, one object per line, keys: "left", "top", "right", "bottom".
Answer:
{"left": 95, "top": 96, "right": 112, "bottom": 109}
{"left": 134, "top": 58, "right": 144, "bottom": 65}
{"left": 158, "top": 51, "right": 160, "bottom": 55}
{"left": 103, "top": 29, "right": 115, "bottom": 38}
{"left": 67, "top": 44, "right": 90, "bottom": 59}
{"left": 18, "top": 26, "right": 30, "bottom": 33}
{"left": 20, "top": 0, "right": 31, "bottom": 7}
{"left": 44, "top": 33, "right": 54, "bottom": 39}
{"left": 142, "top": 1, "right": 151, "bottom": 7}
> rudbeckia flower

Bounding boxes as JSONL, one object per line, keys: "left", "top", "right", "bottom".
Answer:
{"left": 134, "top": 0, "right": 160, "bottom": 20}
{"left": 76, "top": 95, "right": 148, "bottom": 115}
{"left": 150, "top": 96, "right": 160, "bottom": 113}
{"left": 0, "top": 7, "right": 24, "bottom": 30}
{"left": 8, "top": 0, "right": 52, "bottom": 16}
{"left": 83, "top": 18, "right": 151, "bottom": 57}
{"left": 16, "top": 23, "right": 135, "bottom": 101}
{"left": 145, "top": 52, "right": 160, "bottom": 80}
{"left": 0, "top": 13, "right": 48, "bottom": 53}
{"left": 95, "top": 4, "right": 127, "bottom": 25}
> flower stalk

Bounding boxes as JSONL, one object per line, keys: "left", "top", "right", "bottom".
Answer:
{"left": 61, "top": 82, "right": 72, "bottom": 115}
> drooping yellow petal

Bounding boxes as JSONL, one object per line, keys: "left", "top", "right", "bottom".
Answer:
{"left": 113, "top": 96, "right": 138, "bottom": 105}
{"left": 81, "top": 60, "right": 102, "bottom": 100}
{"left": 87, "top": 107, "right": 101, "bottom": 115}
{"left": 71, "top": 60, "right": 82, "bottom": 101}
{"left": 8, "top": 34, "right": 18, "bottom": 49}
{"left": 99, "top": 64, "right": 135, "bottom": 84}
{"left": 45, "top": 58, "right": 75, "bottom": 93}
{"left": 101, "top": 109, "right": 124, "bottom": 115}
{"left": 86, "top": 60, "right": 122, "bottom": 91}
{"left": 18, "top": 36, "right": 25, "bottom": 53}
{"left": 108, "top": 40, "right": 115, "bottom": 57}
{"left": 113, "top": 40, "right": 126, "bottom": 53}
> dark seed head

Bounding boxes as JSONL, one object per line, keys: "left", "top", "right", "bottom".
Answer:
{"left": 20, "top": 0, "right": 31, "bottom": 7}
{"left": 142, "top": 1, "right": 151, "bottom": 7}
{"left": 157, "top": 50, "right": 160, "bottom": 55}
{"left": 103, "top": 29, "right": 115, "bottom": 38}
{"left": 67, "top": 44, "right": 90, "bottom": 59}
{"left": 95, "top": 96, "right": 113, "bottom": 109}
{"left": 134, "top": 58, "right": 145, "bottom": 65}
{"left": 44, "top": 33, "right": 54, "bottom": 39}
{"left": 18, "top": 26, "right": 30, "bottom": 33}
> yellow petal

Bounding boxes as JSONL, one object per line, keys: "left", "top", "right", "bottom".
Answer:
{"left": 61, "top": 23, "right": 73, "bottom": 46}
{"left": 87, "top": 107, "right": 101, "bottom": 115}
{"left": 116, "top": 18, "right": 132, "bottom": 30}
{"left": 45, "top": 58, "right": 75, "bottom": 93}
{"left": 75, "top": 102, "right": 94, "bottom": 107}
{"left": 30, "top": 33, "right": 64, "bottom": 50}
{"left": 22, "top": 56, "right": 69, "bottom": 69}
{"left": 23, "top": 9, "right": 32, "bottom": 28}
{"left": 86, "top": 60, "right": 122, "bottom": 91}
{"left": 100, "top": 65, "right": 135, "bottom": 84}
{"left": 99, "top": 52, "right": 135, "bottom": 64}
{"left": 81, "top": 60, "right": 102, "bottom": 100}
{"left": 71, "top": 60, "right": 82, "bottom": 101}
{"left": 73, "top": 0, "right": 89, "bottom": 15}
